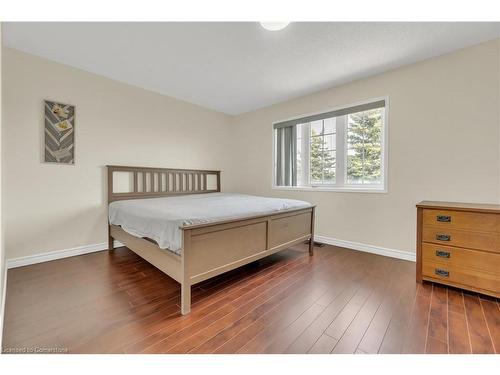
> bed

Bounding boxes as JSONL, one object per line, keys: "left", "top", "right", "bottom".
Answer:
{"left": 107, "top": 165, "right": 315, "bottom": 315}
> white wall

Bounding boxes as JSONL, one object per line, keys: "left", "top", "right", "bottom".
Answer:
{"left": 226, "top": 39, "right": 500, "bottom": 255}
{"left": 2, "top": 39, "right": 500, "bottom": 264}
{"left": 2, "top": 48, "right": 233, "bottom": 260}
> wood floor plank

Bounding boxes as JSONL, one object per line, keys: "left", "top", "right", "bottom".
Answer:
{"left": 324, "top": 284, "right": 374, "bottom": 340}
{"left": 425, "top": 337, "right": 448, "bottom": 354}
{"left": 356, "top": 261, "right": 414, "bottom": 353}
{"left": 308, "top": 334, "right": 338, "bottom": 354}
{"left": 284, "top": 286, "right": 357, "bottom": 354}
{"left": 321, "top": 256, "right": 392, "bottom": 345}
{"left": 463, "top": 293, "right": 495, "bottom": 354}
{"left": 261, "top": 303, "right": 326, "bottom": 353}
{"left": 447, "top": 289, "right": 471, "bottom": 354}
{"left": 377, "top": 280, "right": 419, "bottom": 354}
{"left": 331, "top": 278, "right": 390, "bottom": 353}
{"left": 425, "top": 285, "right": 448, "bottom": 353}
{"left": 401, "top": 282, "right": 432, "bottom": 353}
{"left": 479, "top": 298, "right": 500, "bottom": 353}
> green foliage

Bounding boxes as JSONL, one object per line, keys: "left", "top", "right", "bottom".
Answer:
{"left": 310, "top": 130, "right": 335, "bottom": 183}
{"left": 346, "top": 109, "right": 382, "bottom": 183}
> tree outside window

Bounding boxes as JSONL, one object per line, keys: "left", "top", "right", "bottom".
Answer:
{"left": 347, "top": 109, "right": 382, "bottom": 184}
{"left": 310, "top": 129, "right": 335, "bottom": 184}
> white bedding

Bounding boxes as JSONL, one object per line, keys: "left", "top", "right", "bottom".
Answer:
{"left": 108, "top": 193, "right": 312, "bottom": 254}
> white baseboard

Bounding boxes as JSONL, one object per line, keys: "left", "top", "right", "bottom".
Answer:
{"left": 314, "top": 235, "right": 416, "bottom": 262}
{"left": 6, "top": 240, "right": 124, "bottom": 269}
{"left": 5, "top": 235, "right": 414, "bottom": 269}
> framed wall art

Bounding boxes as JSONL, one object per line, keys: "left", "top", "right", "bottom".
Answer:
{"left": 44, "top": 100, "right": 75, "bottom": 164}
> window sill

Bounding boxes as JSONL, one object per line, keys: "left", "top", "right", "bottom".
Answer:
{"left": 271, "top": 185, "right": 388, "bottom": 194}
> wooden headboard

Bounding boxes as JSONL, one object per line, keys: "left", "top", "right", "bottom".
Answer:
{"left": 107, "top": 165, "right": 221, "bottom": 203}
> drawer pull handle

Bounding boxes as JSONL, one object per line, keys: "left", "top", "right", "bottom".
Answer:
{"left": 436, "top": 215, "right": 451, "bottom": 222}
{"left": 436, "top": 250, "right": 450, "bottom": 258}
{"left": 435, "top": 268, "right": 449, "bottom": 277}
{"left": 436, "top": 234, "right": 451, "bottom": 241}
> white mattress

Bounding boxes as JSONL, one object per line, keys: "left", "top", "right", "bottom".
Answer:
{"left": 109, "top": 193, "right": 312, "bottom": 254}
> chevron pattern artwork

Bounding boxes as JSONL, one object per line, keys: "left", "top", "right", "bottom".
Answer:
{"left": 44, "top": 100, "right": 75, "bottom": 164}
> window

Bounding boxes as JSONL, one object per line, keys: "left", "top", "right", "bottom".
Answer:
{"left": 273, "top": 98, "right": 387, "bottom": 192}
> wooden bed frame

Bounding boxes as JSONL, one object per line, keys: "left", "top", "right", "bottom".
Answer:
{"left": 107, "top": 165, "right": 315, "bottom": 315}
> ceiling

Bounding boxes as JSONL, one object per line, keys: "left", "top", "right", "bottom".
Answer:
{"left": 3, "top": 22, "right": 499, "bottom": 115}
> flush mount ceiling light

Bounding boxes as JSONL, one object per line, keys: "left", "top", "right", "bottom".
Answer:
{"left": 260, "top": 22, "right": 290, "bottom": 31}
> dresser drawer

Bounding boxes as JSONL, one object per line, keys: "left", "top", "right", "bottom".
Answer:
{"left": 422, "top": 261, "right": 500, "bottom": 294}
{"left": 422, "top": 243, "right": 500, "bottom": 274}
{"left": 423, "top": 209, "right": 500, "bottom": 232}
{"left": 422, "top": 226, "right": 500, "bottom": 253}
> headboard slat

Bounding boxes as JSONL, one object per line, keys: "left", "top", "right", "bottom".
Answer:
{"left": 107, "top": 165, "right": 221, "bottom": 203}
{"left": 133, "top": 172, "right": 138, "bottom": 192}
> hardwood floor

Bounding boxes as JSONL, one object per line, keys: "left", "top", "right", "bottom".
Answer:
{"left": 2, "top": 244, "right": 499, "bottom": 354}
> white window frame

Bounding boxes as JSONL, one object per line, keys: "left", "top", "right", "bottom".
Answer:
{"left": 271, "top": 96, "right": 389, "bottom": 193}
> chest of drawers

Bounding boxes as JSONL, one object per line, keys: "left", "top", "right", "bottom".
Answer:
{"left": 416, "top": 201, "right": 500, "bottom": 298}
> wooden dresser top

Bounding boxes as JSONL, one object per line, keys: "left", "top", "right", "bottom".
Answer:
{"left": 416, "top": 201, "right": 500, "bottom": 214}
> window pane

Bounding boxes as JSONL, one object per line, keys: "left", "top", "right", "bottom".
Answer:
{"left": 346, "top": 108, "right": 383, "bottom": 185}
{"left": 323, "top": 133, "right": 336, "bottom": 151}
{"left": 309, "top": 132, "right": 336, "bottom": 185}
{"left": 323, "top": 117, "right": 335, "bottom": 134}
{"left": 309, "top": 130, "right": 323, "bottom": 183}
{"left": 310, "top": 120, "right": 323, "bottom": 136}
{"left": 322, "top": 149, "right": 336, "bottom": 183}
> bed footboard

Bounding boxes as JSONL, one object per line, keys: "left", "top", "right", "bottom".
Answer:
{"left": 180, "top": 206, "right": 315, "bottom": 314}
